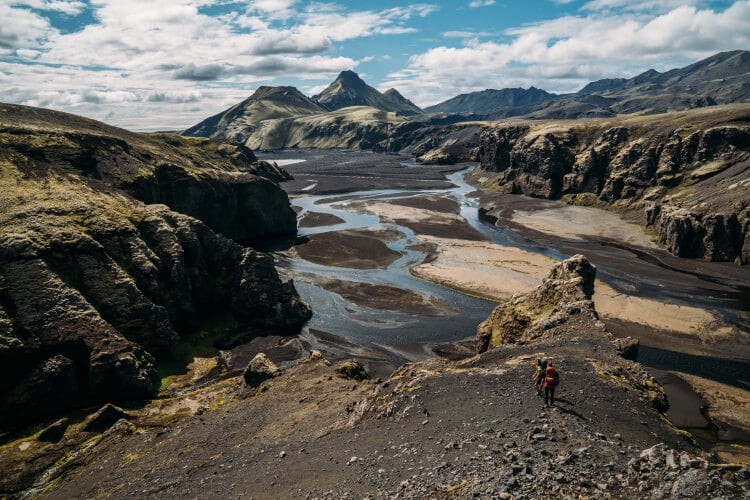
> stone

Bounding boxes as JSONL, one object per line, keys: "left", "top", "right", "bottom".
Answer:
{"left": 37, "top": 418, "right": 70, "bottom": 443}
{"left": 670, "top": 470, "right": 705, "bottom": 498}
{"left": 243, "top": 353, "right": 280, "bottom": 387}
{"left": 640, "top": 443, "right": 668, "bottom": 465}
{"left": 82, "top": 403, "right": 131, "bottom": 433}
{"left": 666, "top": 450, "right": 680, "bottom": 470}
{"left": 614, "top": 337, "right": 640, "bottom": 361}
{"left": 335, "top": 360, "right": 370, "bottom": 381}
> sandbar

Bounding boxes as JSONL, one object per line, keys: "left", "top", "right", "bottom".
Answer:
{"left": 298, "top": 211, "right": 345, "bottom": 228}
{"left": 410, "top": 235, "right": 730, "bottom": 344}
{"left": 511, "top": 205, "right": 657, "bottom": 248}
{"left": 359, "top": 199, "right": 486, "bottom": 241}
{"left": 295, "top": 228, "right": 402, "bottom": 269}
{"left": 410, "top": 236, "right": 552, "bottom": 300}
{"left": 315, "top": 277, "right": 456, "bottom": 317}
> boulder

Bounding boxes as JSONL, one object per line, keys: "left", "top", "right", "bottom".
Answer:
{"left": 82, "top": 403, "right": 131, "bottom": 433}
{"left": 243, "top": 353, "right": 280, "bottom": 387}
{"left": 614, "top": 337, "right": 640, "bottom": 361}
{"left": 37, "top": 418, "right": 70, "bottom": 443}
{"left": 335, "top": 360, "right": 370, "bottom": 381}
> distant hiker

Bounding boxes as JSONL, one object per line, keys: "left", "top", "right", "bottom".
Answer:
{"left": 543, "top": 362, "right": 559, "bottom": 406}
{"left": 531, "top": 359, "right": 545, "bottom": 395}
{"left": 533, "top": 358, "right": 548, "bottom": 395}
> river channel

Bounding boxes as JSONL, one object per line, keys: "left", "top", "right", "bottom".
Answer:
{"left": 260, "top": 150, "right": 750, "bottom": 389}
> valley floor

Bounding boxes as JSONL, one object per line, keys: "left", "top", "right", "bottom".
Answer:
{"left": 3, "top": 150, "right": 749, "bottom": 497}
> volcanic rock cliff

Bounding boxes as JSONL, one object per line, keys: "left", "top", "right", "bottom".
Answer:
{"left": 476, "top": 105, "right": 750, "bottom": 264}
{"left": 0, "top": 104, "right": 311, "bottom": 427}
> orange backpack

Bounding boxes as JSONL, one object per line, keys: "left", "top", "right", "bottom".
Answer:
{"left": 544, "top": 366, "right": 558, "bottom": 388}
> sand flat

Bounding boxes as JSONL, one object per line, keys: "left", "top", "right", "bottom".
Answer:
{"left": 511, "top": 205, "right": 658, "bottom": 248}
{"left": 360, "top": 199, "right": 487, "bottom": 241}
{"left": 410, "top": 236, "right": 554, "bottom": 300}
{"left": 594, "top": 282, "right": 719, "bottom": 337}
{"left": 411, "top": 235, "right": 726, "bottom": 339}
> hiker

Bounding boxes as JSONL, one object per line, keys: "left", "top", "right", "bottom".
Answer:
{"left": 531, "top": 359, "right": 545, "bottom": 395}
{"left": 543, "top": 362, "right": 559, "bottom": 406}
{"left": 532, "top": 358, "right": 547, "bottom": 395}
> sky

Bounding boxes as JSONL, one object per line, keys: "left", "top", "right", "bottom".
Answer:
{"left": 1, "top": 0, "right": 748, "bottom": 130}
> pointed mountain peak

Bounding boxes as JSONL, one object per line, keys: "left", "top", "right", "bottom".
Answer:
{"left": 335, "top": 70, "right": 366, "bottom": 85}
{"left": 311, "top": 71, "right": 422, "bottom": 115}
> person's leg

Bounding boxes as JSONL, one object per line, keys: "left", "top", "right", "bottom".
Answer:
{"left": 550, "top": 387, "right": 555, "bottom": 405}
{"left": 544, "top": 387, "right": 550, "bottom": 405}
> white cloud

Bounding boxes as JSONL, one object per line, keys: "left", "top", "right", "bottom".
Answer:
{"left": 0, "top": 0, "right": 431, "bottom": 130}
{"left": 0, "top": 4, "right": 52, "bottom": 51}
{"left": 469, "top": 0, "right": 495, "bottom": 7}
{"left": 13, "top": 0, "right": 87, "bottom": 15}
{"left": 387, "top": 1, "right": 750, "bottom": 106}
{"left": 246, "top": 0, "right": 298, "bottom": 21}
{"left": 582, "top": 0, "right": 705, "bottom": 12}
{"left": 443, "top": 30, "right": 493, "bottom": 38}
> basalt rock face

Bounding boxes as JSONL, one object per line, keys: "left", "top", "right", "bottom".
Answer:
{"left": 125, "top": 163, "right": 296, "bottom": 244}
{"left": 477, "top": 255, "right": 599, "bottom": 353}
{"left": 478, "top": 106, "right": 750, "bottom": 263}
{"left": 0, "top": 104, "right": 311, "bottom": 428}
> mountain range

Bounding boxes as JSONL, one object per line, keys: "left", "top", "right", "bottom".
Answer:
{"left": 183, "top": 50, "right": 750, "bottom": 148}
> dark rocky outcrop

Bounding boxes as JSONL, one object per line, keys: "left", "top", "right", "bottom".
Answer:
{"left": 335, "top": 360, "right": 370, "bottom": 381}
{"left": 477, "top": 106, "right": 750, "bottom": 263}
{"left": 124, "top": 162, "right": 297, "bottom": 244}
{"left": 476, "top": 255, "right": 599, "bottom": 353}
{"left": 243, "top": 353, "right": 280, "bottom": 387}
{"left": 0, "top": 104, "right": 311, "bottom": 428}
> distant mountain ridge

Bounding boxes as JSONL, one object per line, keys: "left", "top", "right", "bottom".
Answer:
{"left": 311, "top": 70, "right": 423, "bottom": 116}
{"left": 424, "top": 87, "right": 555, "bottom": 114}
{"left": 182, "top": 50, "right": 750, "bottom": 147}
{"left": 183, "top": 86, "right": 325, "bottom": 140}
{"left": 539, "top": 50, "right": 750, "bottom": 118}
